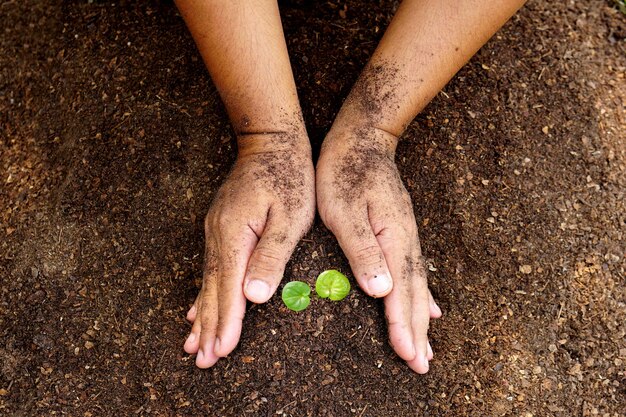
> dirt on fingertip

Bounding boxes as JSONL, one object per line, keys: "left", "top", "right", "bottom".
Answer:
{"left": 1, "top": 1, "right": 625, "bottom": 416}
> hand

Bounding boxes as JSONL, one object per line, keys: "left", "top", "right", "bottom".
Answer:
{"left": 316, "top": 125, "right": 442, "bottom": 374}
{"left": 184, "top": 132, "right": 315, "bottom": 368}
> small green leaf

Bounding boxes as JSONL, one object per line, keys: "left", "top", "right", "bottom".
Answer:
{"left": 315, "top": 270, "right": 351, "bottom": 301}
{"left": 281, "top": 281, "right": 311, "bottom": 311}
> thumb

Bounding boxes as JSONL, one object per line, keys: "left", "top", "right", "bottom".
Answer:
{"left": 330, "top": 211, "right": 393, "bottom": 298}
{"left": 243, "top": 211, "right": 299, "bottom": 304}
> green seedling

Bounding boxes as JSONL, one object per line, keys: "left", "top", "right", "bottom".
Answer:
{"left": 281, "top": 270, "right": 351, "bottom": 311}
{"left": 281, "top": 281, "right": 311, "bottom": 312}
{"left": 315, "top": 269, "right": 351, "bottom": 301}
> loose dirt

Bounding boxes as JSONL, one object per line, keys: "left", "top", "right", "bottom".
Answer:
{"left": 1, "top": 1, "right": 624, "bottom": 416}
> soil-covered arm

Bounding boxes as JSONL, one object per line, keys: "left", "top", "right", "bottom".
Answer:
{"left": 175, "top": 0, "right": 304, "bottom": 137}
{"left": 335, "top": 0, "right": 527, "bottom": 138}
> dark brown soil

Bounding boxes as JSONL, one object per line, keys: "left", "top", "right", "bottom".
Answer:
{"left": 1, "top": 1, "right": 625, "bottom": 416}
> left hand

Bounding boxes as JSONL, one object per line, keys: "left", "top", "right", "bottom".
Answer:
{"left": 184, "top": 132, "right": 315, "bottom": 368}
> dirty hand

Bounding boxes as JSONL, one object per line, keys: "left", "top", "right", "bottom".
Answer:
{"left": 316, "top": 125, "right": 442, "bottom": 374}
{"left": 184, "top": 132, "right": 315, "bottom": 368}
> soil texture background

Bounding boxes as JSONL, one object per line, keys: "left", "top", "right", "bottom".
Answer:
{"left": 1, "top": 0, "right": 625, "bottom": 416}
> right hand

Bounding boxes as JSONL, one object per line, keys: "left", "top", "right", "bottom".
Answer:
{"left": 316, "top": 125, "right": 442, "bottom": 373}
{"left": 184, "top": 132, "right": 315, "bottom": 368}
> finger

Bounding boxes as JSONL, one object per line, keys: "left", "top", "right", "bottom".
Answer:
{"left": 405, "top": 275, "right": 431, "bottom": 374}
{"left": 186, "top": 298, "right": 199, "bottom": 323}
{"left": 385, "top": 288, "right": 417, "bottom": 362}
{"left": 329, "top": 205, "right": 393, "bottom": 297}
{"left": 213, "top": 226, "right": 257, "bottom": 358}
{"left": 384, "top": 257, "right": 431, "bottom": 373}
{"left": 196, "top": 277, "right": 220, "bottom": 368}
{"left": 243, "top": 208, "right": 302, "bottom": 303}
{"left": 192, "top": 237, "right": 221, "bottom": 367}
{"left": 184, "top": 301, "right": 202, "bottom": 354}
{"left": 185, "top": 239, "right": 218, "bottom": 354}
{"left": 428, "top": 290, "right": 442, "bottom": 319}
{"left": 378, "top": 227, "right": 431, "bottom": 373}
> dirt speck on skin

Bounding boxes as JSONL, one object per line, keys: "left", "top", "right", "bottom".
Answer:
{"left": 240, "top": 114, "right": 251, "bottom": 128}
{"left": 330, "top": 127, "right": 404, "bottom": 205}
{"left": 345, "top": 61, "right": 402, "bottom": 124}
{"left": 225, "top": 131, "right": 313, "bottom": 214}
{"left": 1, "top": 0, "right": 625, "bottom": 416}
{"left": 255, "top": 150, "right": 306, "bottom": 210}
{"left": 334, "top": 143, "right": 390, "bottom": 202}
{"left": 402, "top": 255, "right": 415, "bottom": 284}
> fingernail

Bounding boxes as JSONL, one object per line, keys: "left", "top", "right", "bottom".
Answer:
{"left": 433, "top": 302, "right": 442, "bottom": 316}
{"left": 423, "top": 355, "right": 430, "bottom": 371}
{"left": 368, "top": 274, "right": 391, "bottom": 295}
{"left": 188, "top": 305, "right": 197, "bottom": 316}
{"left": 214, "top": 337, "right": 221, "bottom": 355}
{"left": 246, "top": 279, "right": 271, "bottom": 302}
{"left": 196, "top": 348, "right": 204, "bottom": 362}
{"left": 427, "top": 342, "right": 433, "bottom": 357}
{"left": 186, "top": 332, "right": 197, "bottom": 345}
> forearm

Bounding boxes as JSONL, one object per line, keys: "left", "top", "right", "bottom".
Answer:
{"left": 175, "top": 0, "right": 304, "bottom": 140}
{"left": 335, "top": 0, "right": 527, "bottom": 138}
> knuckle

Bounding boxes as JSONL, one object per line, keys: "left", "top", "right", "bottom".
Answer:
{"left": 254, "top": 246, "right": 284, "bottom": 262}
{"left": 200, "top": 320, "right": 212, "bottom": 334}
{"left": 413, "top": 273, "right": 429, "bottom": 288}
{"left": 216, "top": 213, "right": 234, "bottom": 231}
{"left": 199, "top": 307, "right": 214, "bottom": 328}
{"left": 217, "top": 279, "right": 238, "bottom": 298}
{"left": 318, "top": 200, "right": 354, "bottom": 233}
{"left": 388, "top": 219, "right": 417, "bottom": 241}
{"left": 250, "top": 247, "right": 285, "bottom": 272}
{"left": 411, "top": 317, "right": 430, "bottom": 334}
{"left": 352, "top": 244, "right": 384, "bottom": 267}
{"left": 204, "top": 207, "right": 237, "bottom": 234}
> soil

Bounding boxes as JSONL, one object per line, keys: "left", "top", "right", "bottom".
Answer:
{"left": 1, "top": 0, "right": 625, "bottom": 416}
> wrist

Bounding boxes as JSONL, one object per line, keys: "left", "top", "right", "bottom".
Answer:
{"left": 236, "top": 129, "right": 311, "bottom": 159}
{"left": 332, "top": 59, "right": 413, "bottom": 140}
{"left": 321, "top": 116, "right": 399, "bottom": 159}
